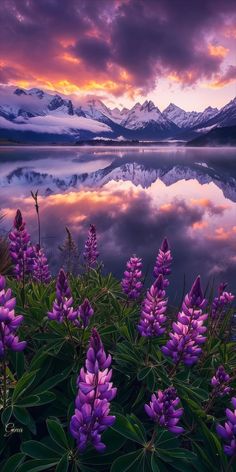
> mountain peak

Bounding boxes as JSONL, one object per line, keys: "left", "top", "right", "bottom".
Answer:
{"left": 14, "top": 88, "right": 27, "bottom": 96}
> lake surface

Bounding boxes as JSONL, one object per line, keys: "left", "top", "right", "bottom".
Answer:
{"left": 0, "top": 145, "right": 236, "bottom": 302}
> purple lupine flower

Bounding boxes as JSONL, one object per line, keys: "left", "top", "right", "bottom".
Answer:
{"left": 84, "top": 224, "right": 99, "bottom": 267}
{"left": 138, "top": 274, "right": 167, "bottom": 337}
{"left": 74, "top": 298, "right": 94, "bottom": 328}
{"left": 145, "top": 386, "right": 184, "bottom": 434}
{"left": 217, "top": 397, "right": 236, "bottom": 456}
{"left": 211, "top": 366, "right": 231, "bottom": 397}
{"left": 153, "top": 238, "right": 172, "bottom": 287}
{"left": 162, "top": 276, "right": 208, "bottom": 367}
{"left": 9, "top": 209, "right": 34, "bottom": 280}
{"left": 70, "top": 329, "right": 116, "bottom": 452}
{"left": 121, "top": 255, "right": 143, "bottom": 300}
{"left": 211, "top": 282, "right": 234, "bottom": 318}
{"left": 0, "top": 274, "right": 26, "bottom": 357}
{"left": 32, "top": 244, "right": 51, "bottom": 284}
{"left": 48, "top": 268, "right": 77, "bottom": 323}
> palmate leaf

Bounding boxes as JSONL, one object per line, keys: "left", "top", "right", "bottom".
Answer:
{"left": 1, "top": 453, "right": 26, "bottom": 472}
{"left": 111, "top": 450, "right": 145, "bottom": 472}
{"left": 21, "top": 440, "right": 62, "bottom": 460}
{"left": 111, "top": 413, "right": 147, "bottom": 445}
{"left": 46, "top": 419, "right": 69, "bottom": 450}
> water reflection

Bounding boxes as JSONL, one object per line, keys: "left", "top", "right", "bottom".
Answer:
{"left": 0, "top": 146, "right": 235, "bottom": 302}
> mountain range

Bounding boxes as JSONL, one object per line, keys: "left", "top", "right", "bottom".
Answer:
{"left": 0, "top": 87, "right": 236, "bottom": 143}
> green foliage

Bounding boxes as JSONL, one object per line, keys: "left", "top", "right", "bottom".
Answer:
{"left": 0, "top": 270, "right": 236, "bottom": 471}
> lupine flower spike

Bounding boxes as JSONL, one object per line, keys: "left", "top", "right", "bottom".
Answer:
{"left": 70, "top": 328, "right": 116, "bottom": 452}
{"left": 138, "top": 274, "right": 167, "bottom": 337}
{"left": 121, "top": 255, "right": 143, "bottom": 300}
{"left": 74, "top": 298, "right": 94, "bottom": 328}
{"left": 162, "top": 276, "right": 208, "bottom": 367}
{"left": 145, "top": 386, "right": 184, "bottom": 434}
{"left": 9, "top": 209, "right": 34, "bottom": 280}
{"left": 153, "top": 238, "right": 172, "bottom": 287}
{"left": 0, "top": 275, "right": 26, "bottom": 357}
{"left": 84, "top": 224, "right": 99, "bottom": 268}
{"left": 33, "top": 244, "right": 51, "bottom": 284}
{"left": 48, "top": 268, "right": 76, "bottom": 323}
{"left": 211, "top": 282, "right": 234, "bottom": 318}
{"left": 217, "top": 397, "right": 236, "bottom": 456}
{"left": 211, "top": 366, "right": 231, "bottom": 397}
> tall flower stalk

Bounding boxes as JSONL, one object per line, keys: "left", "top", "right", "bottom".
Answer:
{"left": 153, "top": 238, "right": 172, "bottom": 287}
{"left": 84, "top": 224, "right": 99, "bottom": 268}
{"left": 217, "top": 397, "right": 236, "bottom": 457}
{"left": 0, "top": 275, "right": 26, "bottom": 408}
{"left": 162, "top": 276, "right": 208, "bottom": 370}
{"left": 48, "top": 268, "right": 76, "bottom": 324}
{"left": 145, "top": 386, "right": 184, "bottom": 448}
{"left": 31, "top": 190, "right": 41, "bottom": 248}
{"left": 70, "top": 329, "right": 116, "bottom": 452}
{"left": 138, "top": 274, "right": 167, "bottom": 337}
{"left": 121, "top": 255, "right": 143, "bottom": 300}
{"left": 33, "top": 244, "right": 51, "bottom": 284}
{"left": 9, "top": 209, "right": 34, "bottom": 281}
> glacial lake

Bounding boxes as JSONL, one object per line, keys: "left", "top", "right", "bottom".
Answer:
{"left": 0, "top": 145, "right": 236, "bottom": 302}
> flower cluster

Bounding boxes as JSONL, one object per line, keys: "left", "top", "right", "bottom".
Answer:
{"left": 162, "top": 276, "right": 208, "bottom": 366}
{"left": 211, "top": 366, "right": 231, "bottom": 397}
{"left": 74, "top": 298, "right": 94, "bottom": 329}
{"left": 121, "top": 256, "right": 143, "bottom": 299}
{"left": 211, "top": 282, "right": 234, "bottom": 318}
{"left": 145, "top": 386, "right": 184, "bottom": 434}
{"left": 138, "top": 274, "right": 167, "bottom": 337}
{"left": 70, "top": 329, "right": 116, "bottom": 452}
{"left": 217, "top": 397, "right": 236, "bottom": 456}
{"left": 0, "top": 275, "right": 26, "bottom": 357}
{"left": 48, "top": 269, "right": 77, "bottom": 323}
{"left": 153, "top": 238, "right": 172, "bottom": 287}
{"left": 9, "top": 209, "right": 34, "bottom": 280}
{"left": 33, "top": 244, "right": 51, "bottom": 284}
{"left": 84, "top": 224, "right": 99, "bottom": 268}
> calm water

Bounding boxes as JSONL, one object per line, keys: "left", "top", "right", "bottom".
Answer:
{"left": 0, "top": 145, "right": 236, "bottom": 302}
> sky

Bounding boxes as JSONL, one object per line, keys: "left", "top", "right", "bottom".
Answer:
{"left": 0, "top": 0, "right": 236, "bottom": 111}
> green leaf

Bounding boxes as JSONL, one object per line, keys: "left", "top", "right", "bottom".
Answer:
{"left": 56, "top": 454, "right": 69, "bottom": 472}
{"left": 21, "top": 441, "right": 61, "bottom": 460}
{"left": 1, "top": 453, "right": 25, "bottom": 472}
{"left": 1, "top": 405, "right": 13, "bottom": 425}
{"left": 31, "top": 367, "right": 71, "bottom": 395}
{"left": 46, "top": 419, "right": 69, "bottom": 450}
{"left": 13, "top": 406, "right": 36, "bottom": 434}
{"left": 111, "top": 414, "right": 145, "bottom": 445}
{"left": 12, "top": 371, "right": 37, "bottom": 402}
{"left": 111, "top": 450, "right": 144, "bottom": 472}
{"left": 18, "top": 459, "right": 59, "bottom": 472}
{"left": 17, "top": 392, "right": 56, "bottom": 407}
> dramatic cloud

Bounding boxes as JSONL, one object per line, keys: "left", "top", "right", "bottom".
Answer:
{"left": 0, "top": 0, "right": 235, "bottom": 98}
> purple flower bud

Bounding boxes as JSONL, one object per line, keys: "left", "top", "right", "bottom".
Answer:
{"left": 145, "top": 386, "right": 184, "bottom": 434}
{"left": 74, "top": 298, "right": 94, "bottom": 328}
{"left": 32, "top": 244, "right": 51, "bottom": 284}
{"left": 211, "top": 282, "right": 234, "bottom": 319}
{"left": 0, "top": 275, "right": 26, "bottom": 357}
{"left": 84, "top": 224, "right": 99, "bottom": 268}
{"left": 48, "top": 268, "right": 76, "bottom": 323}
{"left": 217, "top": 397, "right": 236, "bottom": 456}
{"left": 162, "top": 276, "right": 208, "bottom": 367}
{"left": 121, "top": 255, "right": 143, "bottom": 300}
{"left": 9, "top": 209, "right": 34, "bottom": 280}
{"left": 153, "top": 238, "right": 172, "bottom": 287}
{"left": 138, "top": 274, "right": 167, "bottom": 337}
{"left": 211, "top": 366, "right": 231, "bottom": 397}
{"left": 70, "top": 329, "right": 116, "bottom": 452}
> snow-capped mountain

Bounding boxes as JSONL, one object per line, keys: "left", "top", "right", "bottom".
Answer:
{"left": 3, "top": 157, "right": 236, "bottom": 203}
{"left": 0, "top": 86, "right": 235, "bottom": 143}
{"left": 163, "top": 103, "right": 219, "bottom": 129}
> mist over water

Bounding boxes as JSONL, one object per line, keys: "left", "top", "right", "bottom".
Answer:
{"left": 0, "top": 145, "right": 236, "bottom": 303}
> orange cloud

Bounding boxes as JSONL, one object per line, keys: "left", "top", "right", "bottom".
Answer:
{"left": 208, "top": 44, "right": 229, "bottom": 58}
{"left": 210, "top": 226, "right": 236, "bottom": 241}
{"left": 192, "top": 221, "right": 208, "bottom": 230}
